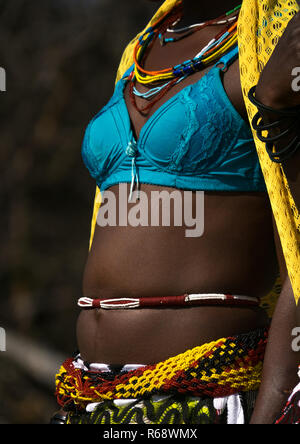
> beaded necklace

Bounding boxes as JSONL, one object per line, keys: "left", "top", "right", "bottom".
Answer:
{"left": 160, "top": 4, "right": 242, "bottom": 45}
{"left": 128, "top": 3, "right": 241, "bottom": 115}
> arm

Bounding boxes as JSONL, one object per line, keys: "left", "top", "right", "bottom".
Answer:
{"left": 248, "top": 11, "right": 300, "bottom": 423}
{"left": 250, "top": 219, "right": 300, "bottom": 424}
{"left": 254, "top": 11, "right": 300, "bottom": 209}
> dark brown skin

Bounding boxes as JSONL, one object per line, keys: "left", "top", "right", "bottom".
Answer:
{"left": 79, "top": 0, "right": 276, "bottom": 366}
{"left": 73, "top": 0, "right": 300, "bottom": 424}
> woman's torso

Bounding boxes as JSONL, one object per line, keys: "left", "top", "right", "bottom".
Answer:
{"left": 78, "top": 17, "right": 278, "bottom": 365}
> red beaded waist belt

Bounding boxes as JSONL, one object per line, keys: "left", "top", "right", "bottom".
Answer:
{"left": 77, "top": 293, "right": 259, "bottom": 309}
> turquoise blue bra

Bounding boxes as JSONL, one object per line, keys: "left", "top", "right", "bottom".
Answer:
{"left": 82, "top": 46, "right": 267, "bottom": 194}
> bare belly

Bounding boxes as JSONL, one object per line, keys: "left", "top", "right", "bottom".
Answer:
{"left": 78, "top": 184, "right": 278, "bottom": 364}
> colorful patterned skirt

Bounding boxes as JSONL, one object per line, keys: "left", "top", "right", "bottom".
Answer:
{"left": 54, "top": 327, "right": 268, "bottom": 424}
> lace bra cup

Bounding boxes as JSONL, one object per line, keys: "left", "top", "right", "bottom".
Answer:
{"left": 82, "top": 47, "right": 267, "bottom": 192}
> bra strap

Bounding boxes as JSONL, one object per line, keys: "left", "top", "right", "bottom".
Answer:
{"left": 215, "top": 44, "right": 239, "bottom": 72}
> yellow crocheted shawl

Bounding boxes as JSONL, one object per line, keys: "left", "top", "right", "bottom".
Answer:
{"left": 89, "top": 0, "right": 300, "bottom": 304}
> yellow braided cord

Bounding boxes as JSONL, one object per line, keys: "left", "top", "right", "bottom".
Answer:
{"left": 88, "top": 0, "right": 299, "bottom": 304}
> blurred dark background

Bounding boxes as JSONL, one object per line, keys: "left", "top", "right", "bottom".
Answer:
{"left": 0, "top": 0, "right": 157, "bottom": 424}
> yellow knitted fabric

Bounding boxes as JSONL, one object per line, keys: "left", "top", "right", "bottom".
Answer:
{"left": 88, "top": 0, "right": 300, "bottom": 303}
{"left": 238, "top": 0, "right": 300, "bottom": 304}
